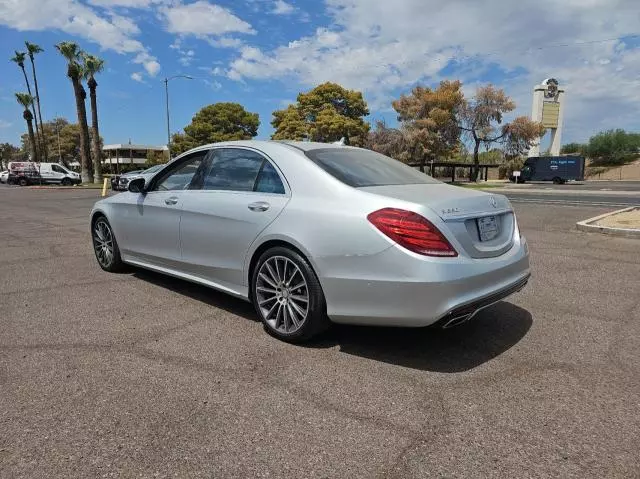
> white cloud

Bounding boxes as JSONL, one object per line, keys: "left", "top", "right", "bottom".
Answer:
{"left": 207, "top": 36, "right": 244, "bottom": 48}
{"left": 199, "top": 65, "right": 226, "bottom": 76}
{"left": 88, "top": 0, "right": 163, "bottom": 7}
{"left": 0, "top": 0, "right": 160, "bottom": 78}
{"left": 130, "top": 72, "right": 144, "bottom": 82}
{"left": 272, "top": 0, "right": 295, "bottom": 15}
{"left": 0, "top": 119, "right": 13, "bottom": 128}
{"left": 203, "top": 79, "right": 222, "bottom": 90}
{"left": 161, "top": 1, "right": 254, "bottom": 37}
{"left": 227, "top": 0, "right": 640, "bottom": 141}
{"left": 133, "top": 52, "right": 161, "bottom": 76}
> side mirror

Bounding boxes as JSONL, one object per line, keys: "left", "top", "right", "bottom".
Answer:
{"left": 128, "top": 177, "right": 146, "bottom": 193}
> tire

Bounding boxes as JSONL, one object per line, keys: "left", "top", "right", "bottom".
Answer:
{"left": 18, "top": 177, "right": 28, "bottom": 187}
{"left": 552, "top": 177, "right": 561, "bottom": 184}
{"left": 251, "top": 246, "right": 329, "bottom": 343}
{"left": 61, "top": 177, "right": 72, "bottom": 186}
{"left": 91, "top": 216, "right": 125, "bottom": 273}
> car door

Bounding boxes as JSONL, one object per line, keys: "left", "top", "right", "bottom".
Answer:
{"left": 38, "top": 164, "right": 54, "bottom": 183}
{"left": 51, "top": 164, "right": 67, "bottom": 183}
{"left": 114, "top": 150, "right": 207, "bottom": 268}
{"left": 179, "top": 147, "right": 290, "bottom": 290}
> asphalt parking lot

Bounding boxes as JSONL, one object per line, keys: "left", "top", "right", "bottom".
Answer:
{"left": 1, "top": 186, "right": 639, "bottom": 478}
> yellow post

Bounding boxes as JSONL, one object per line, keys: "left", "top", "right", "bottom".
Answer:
{"left": 101, "top": 177, "right": 109, "bottom": 197}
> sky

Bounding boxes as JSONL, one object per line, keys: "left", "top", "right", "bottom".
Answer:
{"left": 0, "top": 0, "right": 639, "bottom": 150}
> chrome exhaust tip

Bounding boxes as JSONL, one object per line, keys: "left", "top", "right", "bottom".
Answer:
{"left": 442, "top": 312, "right": 475, "bottom": 329}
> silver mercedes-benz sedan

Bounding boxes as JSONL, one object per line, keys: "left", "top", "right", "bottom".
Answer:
{"left": 90, "top": 140, "right": 530, "bottom": 342}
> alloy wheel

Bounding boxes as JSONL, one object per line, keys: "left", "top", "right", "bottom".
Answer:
{"left": 256, "top": 255, "right": 309, "bottom": 334}
{"left": 93, "top": 219, "right": 114, "bottom": 268}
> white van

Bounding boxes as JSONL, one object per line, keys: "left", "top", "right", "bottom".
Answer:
{"left": 8, "top": 162, "right": 81, "bottom": 186}
{"left": 38, "top": 163, "right": 81, "bottom": 185}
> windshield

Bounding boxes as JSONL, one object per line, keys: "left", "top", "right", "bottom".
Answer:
{"left": 304, "top": 148, "right": 440, "bottom": 187}
{"left": 144, "top": 164, "right": 164, "bottom": 174}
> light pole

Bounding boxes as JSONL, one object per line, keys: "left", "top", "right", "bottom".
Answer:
{"left": 164, "top": 75, "right": 193, "bottom": 158}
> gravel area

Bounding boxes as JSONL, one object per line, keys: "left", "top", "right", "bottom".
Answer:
{"left": 594, "top": 207, "right": 640, "bottom": 229}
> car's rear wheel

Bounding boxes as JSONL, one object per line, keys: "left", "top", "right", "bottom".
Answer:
{"left": 251, "top": 247, "right": 329, "bottom": 343}
{"left": 18, "top": 177, "right": 28, "bottom": 187}
{"left": 92, "top": 216, "right": 125, "bottom": 272}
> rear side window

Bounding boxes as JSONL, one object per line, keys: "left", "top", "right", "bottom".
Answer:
{"left": 200, "top": 149, "right": 264, "bottom": 191}
{"left": 305, "top": 148, "right": 440, "bottom": 187}
{"left": 255, "top": 161, "right": 285, "bottom": 194}
{"left": 193, "top": 148, "right": 286, "bottom": 194}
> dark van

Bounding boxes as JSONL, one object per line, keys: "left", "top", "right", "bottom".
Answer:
{"left": 510, "top": 156, "right": 585, "bottom": 184}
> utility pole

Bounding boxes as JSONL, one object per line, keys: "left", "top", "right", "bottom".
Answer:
{"left": 163, "top": 75, "right": 193, "bottom": 158}
{"left": 55, "top": 115, "right": 62, "bottom": 162}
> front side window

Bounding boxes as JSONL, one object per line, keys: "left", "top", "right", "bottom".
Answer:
{"left": 52, "top": 164, "right": 67, "bottom": 174}
{"left": 152, "top": 151, "right": 207, "bottom": 191}
{"left": 305, "top": 148, "right": 440, "bottom": 187}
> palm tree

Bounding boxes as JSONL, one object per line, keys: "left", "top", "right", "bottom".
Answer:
{"left": 55, "top": 41, "right": 93, "bottom": 183}
{"left": 11, "top": 51, "right": 41, "bottom": 158}
{"left": 15, "top": 93, "right": 39, "bottom": 162}
{"left": 25, "top": 42, "right": 48, "bottom": 160}
{"left": 82, "top": 53, "right": 104, "bottom": 183}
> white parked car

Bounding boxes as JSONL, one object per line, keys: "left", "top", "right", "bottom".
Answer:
{"left": 90, "top": 141, "right": 530, "bottom": 343}
{"left": 0, "top": 170, "right": 8, "bottom": 183}
{"left": 112, "top": 164, "right": 165, "bottom": 191}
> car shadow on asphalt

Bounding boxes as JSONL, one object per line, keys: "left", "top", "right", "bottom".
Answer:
{"left": 318, "top": 302, "right": 533, "bottom": 373}
{"left": 132, "top": 268, "right": 532, "bottom": 373}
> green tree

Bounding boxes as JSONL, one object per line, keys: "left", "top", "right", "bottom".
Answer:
{"left": 271, "top": 105, "right": 308, "bottom": 141}
{"left": 56, "top": 41, "right": 93, "bottom": 183}
{"left": 365, "top": 120, "right": 409, "bottom": 162}
{"left": 560, "top": 142, "right": 586, "bottom": 155}
{"left": 15, "top": 93, "right": 39, "bottom": 162}
{"left": 171, "top": 102, "right": 260, "bottom": 156}
{"left": 145, "top": 149, "right": 169, "bottom": 165}
{"left": 11, "top": 51, "right": 41, "bottom": 158}
{"left": 459, "top": 85, "right": 545, "bottom": 181}
{"left": 82, "top": 53, "right": 105, "bottom": 182}
{"left": 585, "top": 129, "right": 640, "bottom": 166}
{"left": 392, "top": 80, "right": 464, "bottom": 171}
{"left": 25, "top": 42, "right": 47, "bottom": 160}
{"left": 21, "top": 118, "right": 103, "bottom": 167}
{"left": 272, "top": 82, "right": 370, "bottom": 144}
{"left": 0, "top": 143, "right": 24, "bottom": 169}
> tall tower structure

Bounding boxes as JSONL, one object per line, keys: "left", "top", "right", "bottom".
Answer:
{"left": 529, "top": 78, "right": 565, "bottom": 157}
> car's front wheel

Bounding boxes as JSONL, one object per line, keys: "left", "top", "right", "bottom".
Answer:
{"left": 251, "top": 247, "right": 329, "bottom": 343}
{"left": 92, "top": 216, "right": 125, "bottom": 272}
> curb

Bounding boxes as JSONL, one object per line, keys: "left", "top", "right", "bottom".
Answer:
{"left": 27, "top": 186, "right": 103, "bottom": 190}
{"left": 576, "top": 206, "right": 640, "bottom": 238}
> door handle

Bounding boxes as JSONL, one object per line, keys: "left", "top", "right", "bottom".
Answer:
{"left": 164, "top": 197, "right": 179, "bottom": 205}
{"left": 248, "top": 201, "right": 270, "bottom": 212}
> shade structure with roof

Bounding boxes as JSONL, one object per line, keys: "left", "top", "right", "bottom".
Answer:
{"left": 102, "top": 143, "right": 169, "bottom": 170}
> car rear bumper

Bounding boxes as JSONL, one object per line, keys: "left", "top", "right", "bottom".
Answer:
{"left": 319, "top": 236, "right": 530, "bottom": 327}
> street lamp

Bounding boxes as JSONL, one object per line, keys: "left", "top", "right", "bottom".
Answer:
{"left": 164, "top": 75, "right": 193, "bottom": 158}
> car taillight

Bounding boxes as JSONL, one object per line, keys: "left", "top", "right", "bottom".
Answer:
{"left": 367, "top": 208, "right": 457, "bottom": 257}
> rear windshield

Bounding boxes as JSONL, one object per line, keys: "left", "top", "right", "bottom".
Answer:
{"left": 304, "top": 148, "right": 440, "bottom": 187}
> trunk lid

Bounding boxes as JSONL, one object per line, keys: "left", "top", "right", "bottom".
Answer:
{"left": 360, "top": 183, "right": 515, "bottom": 258}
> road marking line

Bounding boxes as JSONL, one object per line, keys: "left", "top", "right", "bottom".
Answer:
{"left": 509, "top": 198, "right": 636, "bottom": 208}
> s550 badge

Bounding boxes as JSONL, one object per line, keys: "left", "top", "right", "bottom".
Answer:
{"left": 442, "top": 207, "right": 460, "bottom": 214}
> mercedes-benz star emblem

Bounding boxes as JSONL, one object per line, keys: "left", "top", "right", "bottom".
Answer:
{"left": 489, "top": 196, "right": 498, "bottom": 208}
